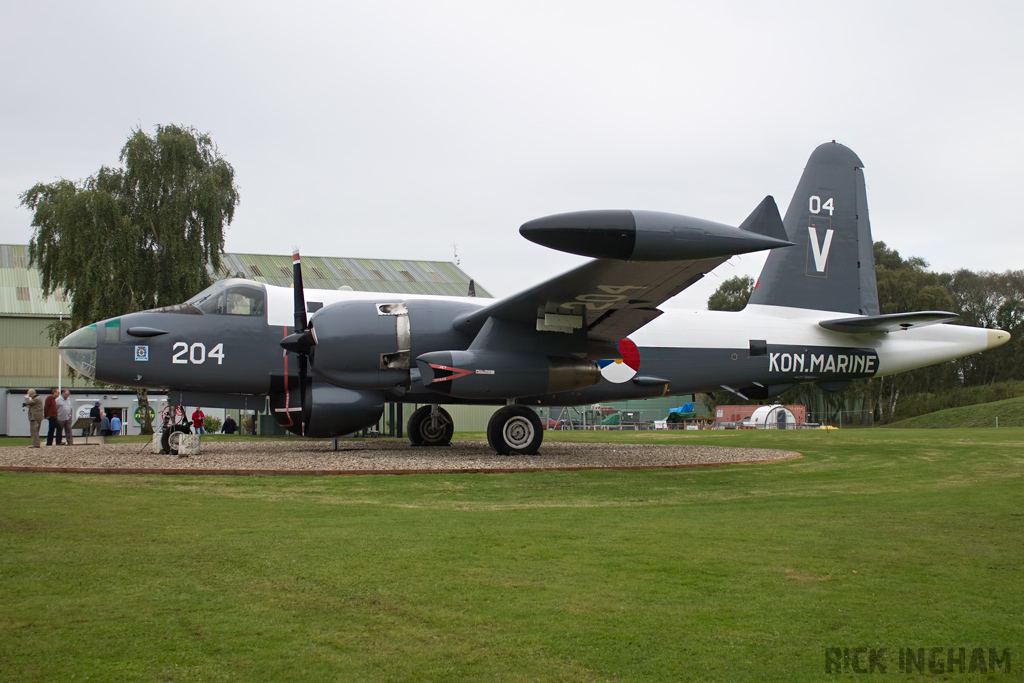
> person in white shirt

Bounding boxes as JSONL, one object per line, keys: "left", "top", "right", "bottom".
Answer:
{"left": 55, "top": 389, "right": 74, "bottom": 446}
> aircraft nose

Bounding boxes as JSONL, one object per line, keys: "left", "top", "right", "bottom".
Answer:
{"left": 58, "top": 324, "right": 98, "bottom": 379}
{"left": 986, "top": 329, "right": 1011, "bottom": 350}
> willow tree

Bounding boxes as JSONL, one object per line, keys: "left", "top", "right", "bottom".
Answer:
{"left": 21, "top": 124, "right": 239, "bottom": 433}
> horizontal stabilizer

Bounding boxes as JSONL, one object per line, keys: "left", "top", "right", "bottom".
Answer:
{"left": 819, "top": 311, "right": 958, "bottom": 334}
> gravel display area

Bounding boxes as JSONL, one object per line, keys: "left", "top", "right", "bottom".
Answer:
{"left": 0, "top": 439, "right": 800, "bottom": 475}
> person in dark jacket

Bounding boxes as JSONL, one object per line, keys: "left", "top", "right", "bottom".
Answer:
{"left": 44, "top": 388, "right": 62, "bottom": 446}
{"left": 90, "top": 402, "right": 102, "bottom": 436}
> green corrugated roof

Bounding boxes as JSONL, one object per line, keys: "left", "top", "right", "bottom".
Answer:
{"left": 217, "top": 252, "right": 489, "bottom": 297}
{"left": 0, "top": 245, "right": 491, "bottom": 315}
{"left": 0, "top": 246, "right": 70, "bottom": 316}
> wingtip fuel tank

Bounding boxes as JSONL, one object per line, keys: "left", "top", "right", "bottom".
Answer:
{"left": 519, "top": 200, "right": 792, "bottom": 261}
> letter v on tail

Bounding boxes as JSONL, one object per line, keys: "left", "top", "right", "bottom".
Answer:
{"left": 808, "top": 226, "right": 834, "bottom": 273}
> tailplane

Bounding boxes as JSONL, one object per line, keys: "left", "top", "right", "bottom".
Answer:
{"left": 747, "top": 142, "right": 879, "bottom": 316}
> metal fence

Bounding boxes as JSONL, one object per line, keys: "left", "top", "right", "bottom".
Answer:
{"left": 805, "top": 410, "right": 875, "bottom": 428}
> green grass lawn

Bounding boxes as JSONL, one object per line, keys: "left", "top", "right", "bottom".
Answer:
{"left": 2, "top": 428, "right": 1022, "bottom": 681}
{"left": 889, "top": 395, "right": 1024, "bottom": 429}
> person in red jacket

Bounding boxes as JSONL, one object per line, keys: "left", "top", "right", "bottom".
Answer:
{"left": 191, "top": 407, "right": 206, "bottom": 434}
{"left": 44, "top": 388, "right": 63, "bottom": 446}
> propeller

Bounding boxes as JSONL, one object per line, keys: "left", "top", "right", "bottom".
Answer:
{"left": 280, "top": 249, "right": 315, "bottom": 434}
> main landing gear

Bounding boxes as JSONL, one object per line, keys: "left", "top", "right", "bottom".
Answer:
{"left": 486, "top": 405, "right": 543, "bottom": 456}
{"left": 407, "top": 405, "right": 454, "bottom": 447}
{"left": 404, "top": 403, "right": 545, "bottom": 455}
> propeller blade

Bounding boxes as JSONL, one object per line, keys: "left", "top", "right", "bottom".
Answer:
{"left": 291, "top": 248, "right": 312, "bottom": 436}
{"left": 298, "top": 354, "right": 309, "bottom": 436}
{"left": 293, "top": 249, "right": 307, "bottom": 332}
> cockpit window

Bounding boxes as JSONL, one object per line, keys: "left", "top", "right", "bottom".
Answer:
{"left": 189, "top": 281, "right": 266, "bottom": 317}
{"left": 197, "top": 293, "right": 225, "bottom": 315}
{"left": 225, "top": 286, "right": 265, "bottom": 315}
{"left": 187, "top": 283, "right": 221, "bottom": 310}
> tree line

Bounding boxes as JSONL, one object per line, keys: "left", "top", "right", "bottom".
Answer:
{"left": 705, "top": 243, "right": 1024, "bottom": 424}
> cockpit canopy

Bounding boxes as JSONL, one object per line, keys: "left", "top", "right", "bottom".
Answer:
{"left": 187, "top": 279, "right": 266, "bottom": 317}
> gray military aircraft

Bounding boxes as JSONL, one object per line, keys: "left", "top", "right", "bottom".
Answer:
{"left": 59, "top": 142, "right": 1010, "bottom": 454}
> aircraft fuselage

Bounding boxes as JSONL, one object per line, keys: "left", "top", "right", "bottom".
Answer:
{"left": 71, "top": 283, "right": 1003, "bottom": 408}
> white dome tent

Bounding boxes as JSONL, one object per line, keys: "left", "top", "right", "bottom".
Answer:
{"left": 747, "top": 404, "right": 796, "bottom": 430}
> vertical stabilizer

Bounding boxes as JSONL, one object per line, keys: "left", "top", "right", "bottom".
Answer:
{"left": 747, "top": 142, "right": 879, "bottom": 316}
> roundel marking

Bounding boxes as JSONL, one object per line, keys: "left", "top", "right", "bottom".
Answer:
{"left": 597, "top": 337, "right": 640, "bottom": 383}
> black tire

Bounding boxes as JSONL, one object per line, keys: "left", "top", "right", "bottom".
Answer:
{"left": 407, "top": 405, "right": 454, "bottom": 447}
{"left": 486, "top": 406, "right": 543, "bottom": 456}
{"left": 160, "top": 424, "right": 191, "bottom": 455}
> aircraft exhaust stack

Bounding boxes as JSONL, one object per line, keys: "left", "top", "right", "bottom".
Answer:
{"left": 416, "top": 350, "right": 601, "bottom": 399}
{"left": 519, "top": 197, "right": 791, "bottom": 261}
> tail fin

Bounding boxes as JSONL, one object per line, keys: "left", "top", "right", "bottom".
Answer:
{"left": 747, "top": 142, "right": 879, "bottom": 316}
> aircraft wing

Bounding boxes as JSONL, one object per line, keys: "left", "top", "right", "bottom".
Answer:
{"left": 818, "top": 311, "right": 959, "bottom": 333}
{"left": 456, "top": 255, "right": 729, "bottom": 343}
{"left": 456, "top": 196, "right": 791, "bottom": 344}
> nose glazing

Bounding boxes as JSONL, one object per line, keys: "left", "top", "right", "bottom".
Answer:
{"left": 58, "top": 324, "right": 98, "bottom": 379}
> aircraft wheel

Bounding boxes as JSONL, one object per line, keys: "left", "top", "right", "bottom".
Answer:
{"left": 161, "top": 424, "right": 191, "bottom": 455}
{"left": 487, "top": 405, "right": 543, "bottom": 456}
{"left": 407, "top": 405, "right": 454, "bottom": 447}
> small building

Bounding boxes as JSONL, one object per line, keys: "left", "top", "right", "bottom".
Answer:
{"left": 2, "top": 389, "right": 172, "bottom": 437}
{"left": 746, "top": 404, "right": 798, "bottom": 429}
{"left": 715, "top": 404, "right": 806, "bottom": 428}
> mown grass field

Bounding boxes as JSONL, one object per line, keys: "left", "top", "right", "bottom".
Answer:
{"left": 2, "top": 428, "right": 1022, "bottom": 681}
{"left": 889, "top": 395, "right": 1024, "bottom": 429}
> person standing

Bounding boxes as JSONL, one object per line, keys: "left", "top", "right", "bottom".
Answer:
{"left": 109, "top": 414, "right": 122, "bottom": 436}
{"left": 191, "top": 407, "right": 206, "bottom": 434}
{"left": 44, "top": 388, "right": 63, "bottom": 446}
{"left": 23, "top": 389, "right": 44, "bottom": 448}
{"left": 55, "top": 389, "right": 74, "bottom": 446}
{"left": 90, "top": 402, "right": 102, "bottom": 436}
{"left": 221, "top": 415, "right": 237, "bottom": 434}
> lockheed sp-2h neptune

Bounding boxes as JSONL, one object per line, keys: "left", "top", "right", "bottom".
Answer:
{"left": 59, "top": 142, "right": 1010, "bottom": 454}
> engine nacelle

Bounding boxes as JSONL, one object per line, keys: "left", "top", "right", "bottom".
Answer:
{"left": 307, "top": 298, "right": 478, "bottom": 391}
{"left": 416, "top": 350, "right": 600, "bottom": 399}
{"left": 309, "top": 301, "right": 412, "bottom": 389}
{"left": 270, "top": 379, "right": 384, "bottom": 438}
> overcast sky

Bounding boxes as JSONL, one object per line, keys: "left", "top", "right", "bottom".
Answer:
{"left": 2, "top": 1, "right": 1022, "bottom": 307}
